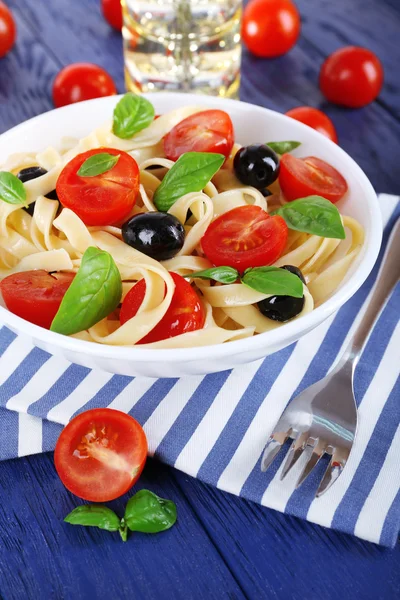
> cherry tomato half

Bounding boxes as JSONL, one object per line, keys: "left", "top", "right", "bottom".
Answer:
{"left": 101, "top": 0, "right": 123, "bottom": 31}
{"left": 201, "top": 206, "right": 288, "bottom": 272}
{"left": 319, "top": 46, "right": 384, "bottom": 108}
{"left": 56, "top": 148, "right": 139, "bottom": 226}
{"left": 242, "top": 0, "right": 300, "bottom": 58}
{"left": 52, "top": 63, "right": 117, "bottom": 108}
{"left": 54, "top": 408, "right": 148, "bottom": 502}
{"left": 0, "top": 270, "right": 75, "bottom": 329}
{"left": 0, "top": 1, "right": 16, "bottom": 58}
{"left": 164, "top": 110, "right": 234, "bottom": 161}
{"left": 279, "top": 154, "right": 348, "bottom": 203}
{"left": 120, "top": 272, "right": 205, "bottom": 343}
{"left": 285, "top": 107, "right": 338, "bottom": 143}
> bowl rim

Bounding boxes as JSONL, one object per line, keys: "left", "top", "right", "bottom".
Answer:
{"left": 0, "top": 92, "right": 382, "bottom": 363}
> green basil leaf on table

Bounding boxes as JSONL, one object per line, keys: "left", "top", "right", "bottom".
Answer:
{"left": 0, "top": 171, "right": 27, "bottom": 205}
{"left": 185, "top": 266, "right": 239, "bottom": 284}
{"left": 274, "top": 195, "right": 345, "bottom": 239}
{"left": 154, "top": 152, "right": 225, "bottom": 212}
{"left": 113, "top": 93, "right": 155, "bottom": 139}
{"left": 64, "top": 505, "right": 121, "bottom": 532}
{"left": 51, "top": 246, "right": 122, "bottom": 335}
{"left": 266, "top": 141, "right": 301, "bottom": 154}
{"left": 124, "top": 489, "right": 177, "bottom": 533}
{"left": 242, "top": 266, "right": 304, "bottom": 298}
{"left": 77, "top": 152, "right": 120, "bottom": 177}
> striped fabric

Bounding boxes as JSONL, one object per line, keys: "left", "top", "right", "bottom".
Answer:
{"left": 0, "top": 194, "right": 399, "bottom": 547}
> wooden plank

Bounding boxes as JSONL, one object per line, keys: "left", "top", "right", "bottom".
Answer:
{"left": 0, "top": 454, "right": 246, "bottom": 600}
{"left": 172, "top": 471, "right": 400, "bottom": 600}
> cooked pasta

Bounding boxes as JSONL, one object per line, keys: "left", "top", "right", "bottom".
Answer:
{"left": 0, "top": 99, "right": 364, "bottom": 349}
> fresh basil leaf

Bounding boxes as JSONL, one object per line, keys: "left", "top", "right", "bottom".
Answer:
{"left": 64, "top": 505, "right": 121, "bottom": 532}
{"left": 0, "top": 171, "right": 27, "bottom": 205}
{"left": 266, "top": 141, "right": 301, "bottom": 154}
{"left": 185, "top": 266, "right": 239, "bottom": 284}
{"left": 275, "top": 195, "right": 345, "bottom": 239}
{"left": 77, "top": 152, "right": 120, "bottom": 177}
{"left": 51, "top": 247, "right": 122, "bottom": 335}
{"left": 113, "top": 93, "right": 155, "bottom": 139}
{"left": 242, "top": 266, "right": 303, "bottom": 298}
{"left": 154, "top": 152, "right": 225, "bottom": 212}
{"left": 124, "top": 490, "right": 177, "bottom": 534}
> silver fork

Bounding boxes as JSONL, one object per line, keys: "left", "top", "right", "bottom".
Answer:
{"left": 261, "top": 217, "right": 400, "bottom": 496}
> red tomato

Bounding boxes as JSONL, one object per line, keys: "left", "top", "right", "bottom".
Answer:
{"left": 101, "top": 0, "right": 123, "bottom": 31}
{"left": 54, "top": 408, "right": 148, "bottom": 502}
{"left": 56, "top": 148, "right": 139, "bottom": 226}
{"left": 201, "top": 206, "right": 288, "bottom": 272}
{"left": 319, "top": 46, "right": 384, "bottom": 108}
{"left": 0, "top": 270, "right": 75, "bottom": 329}
{"left": 0, "top": 1, "right": 16, "bottom": 58}
{"left": 52, "top": 63, "right": 117, "bottom": 108}
{"left": 120, "top": 272, "right": 205, "bottom": 343}
{"left": 285, "top": 107, "right": 338, "bottom": 143}
{"left": 164, "top": 110, "right": 234, "bottom": 161}
{"left": 279, "top": 154, "right": 348, "bottom": 203}
{"left": 242, "top": 0, "right": 300, "bottom": 58}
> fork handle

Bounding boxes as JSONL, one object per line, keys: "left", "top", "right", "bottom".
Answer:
{"left": 341, "top": 217, "right": 400, "bottom": 369}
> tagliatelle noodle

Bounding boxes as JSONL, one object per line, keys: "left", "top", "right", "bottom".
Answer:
{"left": 0, "top": 104, "right": 364, "bottom": 347}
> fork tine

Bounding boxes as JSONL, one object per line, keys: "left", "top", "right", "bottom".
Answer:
{"left": 316, "top": 448, "right": 349, "bottom": 497}
{"left": 295, "top": 439, "right": 326, "bottom": 488}
{"left": 261, "top": 430, "right": 291, "bottom": 472}
{"left": 280, "top": 431, "right": 309, "bottom": 480}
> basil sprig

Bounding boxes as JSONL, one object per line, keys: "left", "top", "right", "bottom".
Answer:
{"left": 184, "top": 266, "right": 239, "bottom": 284}
{"left": 189, "top": 265, "right": 303, "bottom": 298}
{"left": 242, "top": 266, "right": 303, "bottom": 297}
{"left": 124, "top": 490, "right": 177, "bottom": 534}
{"left": 154, "top": 152, "right": 225, "bottom": 212}
{"left": 113, "top": 93, "right": 155, "bottom": 139}
{"left": 266, "top": 141, "right": 301, "bottom": 154}
{"left": 64, "top": 490, "right": 177, "bottom": 542}
{"left": 0, "top": 171, "right": 27, "bottom": 205}
{"left": 274, "top": 195, "right": 345, "bottom": 239}
{"left": 77, "top": 152, "right": 120, "bottom": 177}
{"left": 51, "top": 247, "right": 122, "bottom": 335}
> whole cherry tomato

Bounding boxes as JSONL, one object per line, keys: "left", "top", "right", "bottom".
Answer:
{"left": 52, "top": 63, "right": 117, "bottom": 108}
{"left": 242, "top": 0, "right": 301, "bottom": 58}
{"left": 54, "top": 408, "right": 148, "bottom": 502}
{"left": 319, "top": 46, "right": 384, "bottom": 108}
{"left": 101, "top": 0, "right": 123, "bottom": 31}
{"left": 285, "top": 107, "right": 338, "bottom": 143}
{"left": 0, "top": 1, "right": 16, "bottom": 58}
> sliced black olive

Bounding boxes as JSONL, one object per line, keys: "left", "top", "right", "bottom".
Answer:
{"left": 17, "top": 166, "right": 58, "bottom": 215}
{"left": 257, "top": 264, "right": 305, "bottom": 322}
{"left": 233, "top": 145, "right": 280, "bottom": 190}
{"left": 261, "top": 188, "right": 273, "bottom": 197}
{"left": 122, "top": 212, "right": 185, "bottom": 261}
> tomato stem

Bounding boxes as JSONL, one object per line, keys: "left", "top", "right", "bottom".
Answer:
{"left": 119, "top": 520, "right": 128, "bottom": 542}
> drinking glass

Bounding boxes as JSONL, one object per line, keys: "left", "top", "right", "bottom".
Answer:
{"left": 121, "top": 0, "right": 242, "bottom": 98}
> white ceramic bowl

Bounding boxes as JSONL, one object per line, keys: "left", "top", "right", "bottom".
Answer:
{"left": 0, "top": 93, "right": 381, "bottom": 377}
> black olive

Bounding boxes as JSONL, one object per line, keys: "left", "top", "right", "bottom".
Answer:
{"left": 122, "top": 212, "right": 185, "bottom": 261}
{"left": 233, "top": 145, "right": 280, "bottom": 190}
{"left": 261, "top": 188, "right": 273, "bottom": 197}
{"left": 257, "top": 264, "right": 305, "bottom": 322}
{"left": 17, "top": 166, "right": 58, "bottom": 215}
{"left": 280, "top": 264, "right": 306, "bottom": 284}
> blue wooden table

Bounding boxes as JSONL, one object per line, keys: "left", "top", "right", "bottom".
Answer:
{"left": 0, "top": 1, "right": 399, "bottom": 598}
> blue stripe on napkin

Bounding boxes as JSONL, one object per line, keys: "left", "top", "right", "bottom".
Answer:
{"left": 0, "top": 196, "right": 398, "bottom": 548}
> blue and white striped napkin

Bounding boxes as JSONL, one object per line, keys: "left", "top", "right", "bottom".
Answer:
{"left": 0, "top": 194, "right": 399, "bottom": 547}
